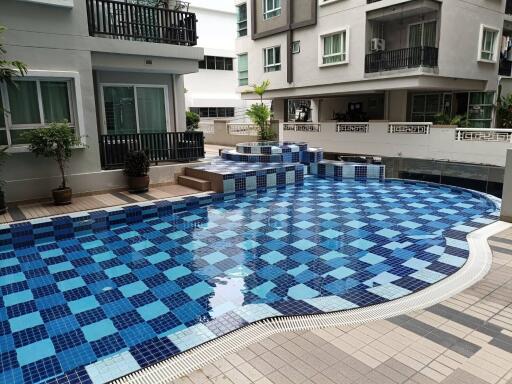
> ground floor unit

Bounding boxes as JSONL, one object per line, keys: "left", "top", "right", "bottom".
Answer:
{"left": 272, "top": 89, "right": 497, "bottom": 129}
{"left": 0, "top": 42, "right": 204, "bottom": 202}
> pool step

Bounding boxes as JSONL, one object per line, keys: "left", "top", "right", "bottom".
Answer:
{"left": 177, "top": 175, "right": 212, "bottom": 192}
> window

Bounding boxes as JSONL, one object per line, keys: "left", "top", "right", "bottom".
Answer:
{"left": 411, "top": 93, "right": 450, "bottom": 122}
{"left": 264, "top": 46, "right": 281, "bottom": 72}
{"left": 263, "top": 0, "right": 281, "bottom": 20}
{"left": 292, "top": 41, "right": 300, "bottom": 54}
{"left": 479, "top": 25, "right": 499, "bottom": 62}
{"left": 189, "top": 107, "right": 235, "bottom": 118}
{"left": 237, "top": 3, "right": 247, "bottom": 37}
{"left": 198, "top": 56, "right": 234, "bottom": 71}
{"left": 408, "top": 21, "right": 437, "bottom": 48}
{"left": 320, "top": 30, "right": 348, "bottom": 66}
{"left": 102, "top": 85, "right": 168, "bottom": 134}
{"left": 238, "top": 53, "right": 249, "bottom": 86}
{"left": 468, "top": 92, "right": 494, "bottom": 128}
{"left": 0, "top": 79, "right": 74, "bottom": 145}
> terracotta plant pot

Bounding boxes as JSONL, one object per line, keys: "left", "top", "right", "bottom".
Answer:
{"left": 127, "top": 175, "right": 149, "bottom": 194}
{"left": 52, "top": 187, "right": 72, "bottom": 206}
{"left": 0, "top": 191, "right": 6, "bottom": 215}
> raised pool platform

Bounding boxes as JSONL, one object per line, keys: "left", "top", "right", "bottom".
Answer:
{"left": 186, "top": 141, "right": 381, "bottom": 192}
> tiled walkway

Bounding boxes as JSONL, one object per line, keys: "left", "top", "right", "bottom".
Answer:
{"left": 0, "top": 184, "right": 200, "bottom": 224}
{"left": 175, "top": 227, "right": 512, "bottom": 384}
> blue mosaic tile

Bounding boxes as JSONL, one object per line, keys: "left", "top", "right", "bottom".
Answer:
{"left": 0, "top": 178, "right": 499, "bottom": 384}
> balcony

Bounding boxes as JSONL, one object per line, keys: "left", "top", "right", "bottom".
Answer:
{"left": 86, "top": 0, "right": 197, "bottom": 46}
{"left": 365, "top": 46, "right": 438, "bottom": 73}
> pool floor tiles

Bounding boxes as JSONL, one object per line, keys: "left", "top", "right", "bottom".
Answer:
{"left": 0, "top": 178, "right": 500, "bottom": 384}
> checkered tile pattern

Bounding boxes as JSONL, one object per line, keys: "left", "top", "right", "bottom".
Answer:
{"left": 235, "top": 142, "right": 308, "bottom": 155}
{"left": 0, "top": 178, "right": 499, "bottom": 384}
{"left": 310, "top": 161, "right": 385, "bottom": 181}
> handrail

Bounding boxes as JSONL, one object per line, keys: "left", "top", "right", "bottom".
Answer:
{"left": 98, "top": 131, "right": 204, "bottom": 169}
{"left": 86, "top": 0, "right": 197, "bottom": 46}
{"left": 365, "top": 46, "right": 438, "bottom": 73}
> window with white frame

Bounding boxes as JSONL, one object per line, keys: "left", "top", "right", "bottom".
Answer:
{"left": 479, "top": 25, "right": 499, "bottom": 62}
{"left": 0, "top": 78, "right": 75, "bottom": 145}
{"left": 264, "top": 46, "right": 281, "bottom": 72}
{"left": 320, "top": 29, "right": 348, "bottom": 66}
{"left": 237, "top": 3, "right": 247, "bottom": 37}
{"left": 263, "top": 0, "right": 281, "bottom": 20}
{"left": 238, "top": 53, "right": 249, "bottom": 86}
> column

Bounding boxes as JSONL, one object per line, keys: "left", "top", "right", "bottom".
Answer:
{"left": 501, "top": 149, "right": 512, "bottom": 222}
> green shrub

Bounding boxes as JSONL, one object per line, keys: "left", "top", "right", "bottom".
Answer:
{"left": 124, "top": 150, "right": 150, "bottom": 177}
{"left": 24, "top": 122, "right": 82, "bottom": 189}
{"left": 186, "top": 111, "right": 200, "bottom": 131}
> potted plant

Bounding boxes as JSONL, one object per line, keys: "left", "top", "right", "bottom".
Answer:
{"left": 124, "top": 150, "right": 150, "bottom": 193}
{"left": 24, "top": 121, "right": 82, "bottom": 205}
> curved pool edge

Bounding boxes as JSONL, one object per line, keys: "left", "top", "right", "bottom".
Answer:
{"left": 112, "top": 220, "right": 512, "bottom": 384}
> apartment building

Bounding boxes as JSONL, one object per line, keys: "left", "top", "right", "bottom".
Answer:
{"left": 0, "top": 0, "right": 203, "bottom": 201}
{"left": 184, "top": 0, "right": 254, "bottom": 124}
{"left": 236, "top": 0, "right": 508, "bottom": 128}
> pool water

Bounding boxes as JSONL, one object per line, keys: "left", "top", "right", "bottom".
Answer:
{"left": 0, "top": 178, "right": 498, "bottom": 384}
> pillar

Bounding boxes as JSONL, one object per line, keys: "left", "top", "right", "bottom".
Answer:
{"left": 501, "top": 149, "right": 512, "bottom": 222}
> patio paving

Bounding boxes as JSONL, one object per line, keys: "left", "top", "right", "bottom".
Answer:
{"left": 0, "top": 183, "right": 201, "bottom": 224}
{"left": 173, "top": 227, "right": 512, "bottom": 384}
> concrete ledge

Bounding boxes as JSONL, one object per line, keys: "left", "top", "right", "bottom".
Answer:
{"left": 5, "top": 161, "right": 209, "bottom": 203}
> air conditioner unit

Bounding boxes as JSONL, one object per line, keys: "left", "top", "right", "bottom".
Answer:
{"left": 371, "top": 38, "right": 385, "bottom": 52}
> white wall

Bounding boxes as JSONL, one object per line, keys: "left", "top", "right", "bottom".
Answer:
{"left": 283, "top": 121, "right": 512, "bottom": 167}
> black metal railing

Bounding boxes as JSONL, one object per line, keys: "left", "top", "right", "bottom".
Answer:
{"left": 99, "top": 132, "right": 204, "bottom": 169}
{"left": 500, "top": 60, "right": 512, "bottom": 77}
{"left": 365, "top": 46, "right": 438, "bottom": 73}
{"left": 507, "top": 0, "right": 512, "bottom": 15}
{"left": 86, "top": 0, "right": 197, "bottom": 46}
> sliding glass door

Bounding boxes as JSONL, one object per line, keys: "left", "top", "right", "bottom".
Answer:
{"left": 102, "top": 85, "right": 168, "bottom": 135}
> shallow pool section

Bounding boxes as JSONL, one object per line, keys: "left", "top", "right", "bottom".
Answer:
{"left": 0, "top": 179, "right": 499, "bottom": 384}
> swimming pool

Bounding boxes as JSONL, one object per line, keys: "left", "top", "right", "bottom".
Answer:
{"left": 0, "top": 178, "right": 499, "bottom": 384}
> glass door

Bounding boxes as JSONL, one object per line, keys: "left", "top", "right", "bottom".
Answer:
{"left": 136, "top": 87, "right": 167, "bottom": 133}
{"left": 103, "top": 86, "right": 137, "bottom": 134}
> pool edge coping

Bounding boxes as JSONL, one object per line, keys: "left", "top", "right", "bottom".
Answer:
{"left": 111, "top": 220, "right": 512, "bottom": 384}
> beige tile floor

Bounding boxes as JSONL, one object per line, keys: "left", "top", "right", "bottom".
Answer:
{"left": 174, "top": 228, "right": 512, "bottom": 384}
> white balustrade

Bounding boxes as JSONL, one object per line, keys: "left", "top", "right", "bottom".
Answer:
{"left": 227, "top": 123, "right": 259, "bottom": 136}
{"left": 336, "top": 122, "right": 369, "bottom": 133}
{"left": 455, "top": 128, "right": 512, "bottom": 142}
{"left": 197, "top": 122, "right": 214, "bottom": 134}
{"left": 283, "top": 123, "right": 321, "bottom": 132}
{"left": 388, "top": 122, "right": 432, "bottom": 134}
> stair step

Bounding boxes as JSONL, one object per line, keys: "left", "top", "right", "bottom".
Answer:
{"left": 177, "top": 175, "right": 212, "bottom": 192}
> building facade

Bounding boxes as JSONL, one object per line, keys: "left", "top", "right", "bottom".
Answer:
{"left": 184, "top": 0, "right": 255, "bottom": 124}
{"left": 236, "top": 0, "right": 510, "bottom": 127}
{"left": 0, "top": 0, "right": 203, "bottom": 201}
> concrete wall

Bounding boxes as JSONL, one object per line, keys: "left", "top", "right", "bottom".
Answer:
{"left": 237, "top": 0, "right": 505, "bottom": 98}
{"left": 502, "top": 149, "right": 512, "bottom": 222}
{"left": 202, "top": 120, "right": 259, "bottom": 146}
{"left": 282, "top": 121, "right": 512, "bottom": 167}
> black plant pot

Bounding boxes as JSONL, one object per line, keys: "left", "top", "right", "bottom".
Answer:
{"left": 52, "top": 187, "right": 72, "bottom": 205}
{"left": 127, "top": 175, "right": 150, "bottom": 194}
{"left": 0, "top": 190, "right": 6, "bottom": 215}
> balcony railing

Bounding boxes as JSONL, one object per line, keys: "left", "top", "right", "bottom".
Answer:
{"left": 86, "top": 0, "right": 197, "bottom": 46}
{"left": 455, "top": 128, "right": 512, "bottom": 142}
{"left": 283, "top": 123, "right": 321, "bottom": 132}
{"left": 388, "top": 122, "right": 432, "bottom": 134}
{"left": 99, "top": 132, "right": 204, "bottom": 169}
{"left": 336, "top": 122, "right": 369, "bottom": 133}
{"left": 365, "top": 46, "right": 438, "bottom": 73}
{"left": 507, "top": 0, "right": 512, "bottom": 15}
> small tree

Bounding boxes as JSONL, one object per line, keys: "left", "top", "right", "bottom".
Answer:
{"left": 498, "top": 94, "right": 512, "bottom": 128}
{"left": 246, "top": 80, "right": 275, "bottom": 140}
{"left": 0, "top": 26, "right": 27, "bottom": 89}
{"left": 186, "top": 110, "right": 200, "bottom": 131}
{"left": 24, "top": 122, "right": 82, "bottom": 190}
